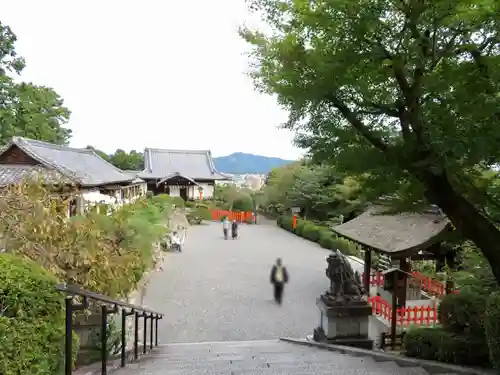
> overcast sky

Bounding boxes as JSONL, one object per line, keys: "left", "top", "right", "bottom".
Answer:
{"left": 2, "top": 0, "right": 303, "bottom": 159}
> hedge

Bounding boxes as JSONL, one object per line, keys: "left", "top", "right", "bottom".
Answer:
{"left": 438, "top": 292, "right": 487, "bottom": 337}
{"left": 485, "top": 292, "right": 500, "bottom": 370}
{"left": 404, "top": 291, "right": 492, "bottom": 368}
{"left": 0, "top": 253, "right": 75, "bottom": 375}
{"left": 277, "top": 215, "right": 361, "bottom": 257}
{"left": 403, "top": 327, "right": 490, "bottom": 366}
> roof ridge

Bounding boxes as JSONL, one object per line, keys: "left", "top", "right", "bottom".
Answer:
{"left": 13, "top": 136, "right": 91, "bottom": 154}
{"left": 86, "top": 149, "right": 132, "bottom": 177}
{"left": 145, "top": 147, "right": 211, "bottom": 154}
{"left": 11, "top": 137, "right": 81, "bottom": 182}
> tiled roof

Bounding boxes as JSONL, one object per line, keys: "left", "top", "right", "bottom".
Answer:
{"left": 139, "top": 148, "right": 229, "bottom": 180}
{"left": 0, "top": 137, "right": 134, "bottom": 187}
{"left": 0, "top": 164, "right": 72, "bottom": 187}
{"left": 332, "top": 206, "right": 451, "bottom": 257}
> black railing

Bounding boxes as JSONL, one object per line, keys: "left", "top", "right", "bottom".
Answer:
{"left": 56, "top": 284, "right": 163, "bottom": 375}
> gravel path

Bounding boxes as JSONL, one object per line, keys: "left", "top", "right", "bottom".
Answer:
{"left": 142, "top": 221, "right": 357, "bottom": 344}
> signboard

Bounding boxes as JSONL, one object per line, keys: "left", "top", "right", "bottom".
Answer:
{"left": 291, "top": 207, "right": 301, "bottom": 213}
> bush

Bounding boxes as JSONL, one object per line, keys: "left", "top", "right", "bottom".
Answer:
{"left": 276, "top": 215, "right": 361, "bottom": 257}
{"left": 0, "top": 182, "right": 172, "bottom": 299}
{"left": 404, "top": 327, "right": 490, "bottom": 367}
{"left": 233, "top": 195, "right": 254, "bottom": 212}
{"left": 301, "top": 224, "right": 321, "bottom": 242}
{"left": 170, "top": 196, "right": 185, "bottom": 207}
{"left": 438, "top": 292, "right": 487, "bottom": 336}
{"left": 187, "top": 206, "right": 212, "bottom": 224}
{"left": 294, "top": 219, "right": 307, "bottom": 236}
{"left": 0, "top": 253, "right": 75, "bottom": 375}
{"left": 318, "top": 233, "right": 337, "bottom": 250}
{"left": 278, "top": 215, "right": 294, "bottom": 231}
{"left": 485, "top": 291, "right": 500, "bottom": 370}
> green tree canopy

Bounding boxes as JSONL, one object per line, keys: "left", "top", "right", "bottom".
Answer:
{"left": 241, "top": 0, "right": 500, "bottom": 282}
{"left": 0, "top": 22, "right": 71, "bottom": 145}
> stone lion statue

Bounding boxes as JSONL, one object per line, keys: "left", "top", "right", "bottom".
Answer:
{"left": 321, "top": 250, "right": 366, "bottom": 305}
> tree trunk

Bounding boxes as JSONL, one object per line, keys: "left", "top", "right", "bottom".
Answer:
{"left": 418, "top": 169, "right": 500, "bottom": 284}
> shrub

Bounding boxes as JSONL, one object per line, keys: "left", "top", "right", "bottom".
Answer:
{"left": 302, "top": 224, "right": 321, "bottom": 241}
{"left": 404, "top": 327, "right": 490, "bottom": 367}
{"left": 0, "top": 253, "right": 75, "bottom": 375}
{"left": 404, "top": 327, "right": 444, "bottom": 361}
{"left": 233, "top": 195, "right": 254, "bottom": 212}
{"left": 485, "top": 291, "right": 500, "bottom": 370}
{"left": 318, "top": 233, "right": 337, "bottom": 250}
{"left": 438, "top": 292, "right": 487, "bottom": 336}
{"left": 0, "top": 182, "right": 172, "bottom": 299}
{"left": 187, "top": 206, "right": 212, "bottom": 224}
{"left": 279, "top": 215, "right": 294, "bottom": 231}
{"left": 277, "top": 215, "right": 284, "bottom": 227}
{"left": 294, "top": 219, "right": 307, "bottom": 236}
{"left": 170, "top": 196, "right": 185, "bottom": 207}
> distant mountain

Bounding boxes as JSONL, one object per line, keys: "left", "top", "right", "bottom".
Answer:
{"left": 214, "top": 152, "right": 294, "bottom": 174}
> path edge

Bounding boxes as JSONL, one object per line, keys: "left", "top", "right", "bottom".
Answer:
{"left": 279, "top": 337, "right": 494, "bottom": 375}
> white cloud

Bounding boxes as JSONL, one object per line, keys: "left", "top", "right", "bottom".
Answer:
{"left": 2, "top": 0, "right": 303, "bottom": 159}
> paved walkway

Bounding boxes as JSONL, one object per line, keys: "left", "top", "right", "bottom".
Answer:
{"left": 142, "top": 221, "right": 363, "bottom": 344}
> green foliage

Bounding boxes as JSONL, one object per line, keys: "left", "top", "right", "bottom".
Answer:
{"left": 452, "top": 241, "right": 498, "bottom": 295}
{"left": 0, "top": 22, "right": 71, "bottom": 145}
{"left": 261, "top": 163, "right": 365, "bottom": 221}
{"left": 170, "top": 196, "right": 185, "bottom": 208}
{"left": 214, "top": 184, "right": 255, "bottom": 212}
{"left": 242, "top": 0, "right": 500, "bottom": 284}
{"left": 438, "top": 292, "right": 487, "bottom": 336}
{"left": 0, "top": 183, "right": 171, "bottom": 299}
{"left": 404, "top": 327, "right": 490, "bottom": 366}
{"left": 406, "top": 291, "right": 492, "bottom": 367}
{"left": 86, "top": 320, "right": 122, "bottom": 362}
{"left": 85, "top": 146, "right": 144, "bottom": 171}
{"left": 277, "top": 215, "right": 361, "bottom": 257}
{"left": 318, "top": 233, "right": 337, "bottom": 250}
{"left": 187, "top": 206, "right": 212, "bottom": 225}
{"left": 301, "top": 223, "right": 321, "bottom": 242}
{"left": 0, "top": 253, "right": 75, "bottom": 375}
{"left": 233, "top": 195, "right": 254, "bottom": 212}
{"left": 485, "top": 292, "right": 500, "bottom": 370}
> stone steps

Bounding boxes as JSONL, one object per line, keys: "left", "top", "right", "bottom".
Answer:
{"left": 110, "top": 339, "right": 463, "bottom": 375}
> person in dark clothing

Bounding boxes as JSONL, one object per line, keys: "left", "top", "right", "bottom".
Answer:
{"left": 231, "top": 220, "right": 238, "bottom": 239}
{"left": 270, "top": 258, "right": 289, "bottom": 305}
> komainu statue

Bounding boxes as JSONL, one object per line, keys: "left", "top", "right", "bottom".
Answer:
{"left": 321, "top": 250, "right": 366, "bottom": 306}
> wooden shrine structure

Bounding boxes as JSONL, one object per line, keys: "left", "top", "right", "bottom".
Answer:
{"left": 332, "top": 205, "right": 456, "bottom": 306}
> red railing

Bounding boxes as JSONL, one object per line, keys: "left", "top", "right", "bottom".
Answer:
{"left": 361, "top": 271, "right": 448, "bottom": 297}
{"left": 210, "top": 209, "right": 254, "bottom": 223}
{"left": 367, "top": 296, "right": 439, "bottom": 325}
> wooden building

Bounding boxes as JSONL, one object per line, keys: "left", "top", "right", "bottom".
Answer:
{"left": 332, "top": 205, "right": 454, "bottom": 305}
{"left": 0, "top": 137, "right": 147, "bottom": 215}
{"left": 138, "top": 148, "right": 229, "bottom": 200}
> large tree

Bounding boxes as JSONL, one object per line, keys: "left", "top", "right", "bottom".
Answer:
{"left": 241, "top": 0, "right": 500, "bottom": 281}
{"left": 0, "top": 22, "right": 71, "bottom": 145}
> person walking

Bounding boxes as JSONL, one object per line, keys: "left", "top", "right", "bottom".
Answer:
{"left": 222, "top": 217, "right": 230, "bottom": 240}
{"left": 270, "top": 258, "right": 289, "bottom": 305}
{"left": 231, "top": 220, "right": 238, "bottom": 239}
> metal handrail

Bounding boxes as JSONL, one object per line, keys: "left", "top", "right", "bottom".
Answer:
{"left": 55, "top": 284, "right": 163, "bottom": 315}
{"left": 57, "top": 283, "right": 164, "bottom": 375}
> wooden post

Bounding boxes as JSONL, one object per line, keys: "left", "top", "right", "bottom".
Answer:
{"left": 292, "top": 215, "right": 297, "bottom": 229}
{"left": 391, "top": 270, "right": 398, "bottom": 350}
{"left": 399, "top": 258, "right": 408, "bottom": 307}
{"left": 364, "top": 249, "right": 372, "bottom": 296}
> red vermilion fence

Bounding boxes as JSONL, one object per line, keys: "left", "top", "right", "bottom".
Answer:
{"left": 361, "top": 271, "right": 448, "bottom": 297}
{"left": 210, "top": 209, "right": 254, "bottom": 223}
{"left": 367, "top": 295, "right": 439, "bottom": 325}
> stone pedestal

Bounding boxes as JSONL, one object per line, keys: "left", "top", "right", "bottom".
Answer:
{"left": 314, "top": 298, "right": 374, "bottom": 350}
